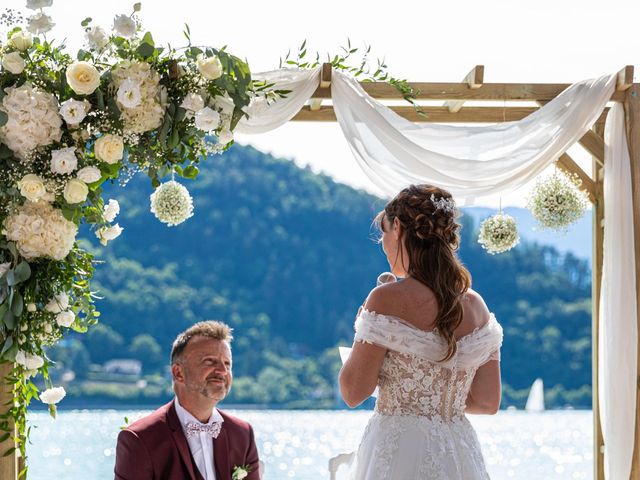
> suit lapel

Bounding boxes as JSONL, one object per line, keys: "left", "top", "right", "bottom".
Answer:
{"left": 214, "top": 425, "right": 231, "bottom": 480}
{"left": 166, "top": 400, "right": 198, "bottom": 480}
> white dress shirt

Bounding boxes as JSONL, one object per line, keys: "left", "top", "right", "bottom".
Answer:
{"left": 175, "top": 397, "right": 224, "bottom": 480}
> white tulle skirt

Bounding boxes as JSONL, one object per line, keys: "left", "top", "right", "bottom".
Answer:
{"left": 350, "top": 413, "right": 491, "bottom": 480}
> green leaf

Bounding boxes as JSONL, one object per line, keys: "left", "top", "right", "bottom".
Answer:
{"left": 10, "top": 291, "right": 22, "bottom": 317}
{"left": 141, "top": 31, "right": 154, "bottom": 47}
{"left": 136, "top": 42, "right": 155, "bottom": 59}
{"left": 4, "top": 309, "right": 14, "bottom": 330}
{"left": 0, "top": 111, "right": 8, "bottom": 128}
{"left": 133, "top": 2, "right": 142, "bottom": 11}
{"left": 81, "top": 17, "right": 92, "bottom": 27}
{"left": 183, "top": 165, "right": 199, "bottom": 179}
{"left": 13, "top": 262, "right": 30, "bottom": 285}
{"left": 0, "top": 336, "right": 13, "bottom": 356}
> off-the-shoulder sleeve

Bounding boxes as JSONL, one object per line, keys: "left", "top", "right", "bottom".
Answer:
{"left": 457, "top": 315, "right": 503, "bottom": 368}
{"left": 354, "top": 310, "right": 447, "bottom": 362}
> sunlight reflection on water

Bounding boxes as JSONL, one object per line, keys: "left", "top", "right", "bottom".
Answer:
{"left": 28, "top": 409, "right": 592, "bottom": 479}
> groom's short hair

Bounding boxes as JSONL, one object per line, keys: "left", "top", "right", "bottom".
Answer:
{"left": 170, "top": 320, "right": 233, "bottom": 365}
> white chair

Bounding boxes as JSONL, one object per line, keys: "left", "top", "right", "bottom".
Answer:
{"left": 259, "top": 460, "right": 265, "bottom": 478}
{"left": 328, "top": 452, "right": 354, "bottom": 480}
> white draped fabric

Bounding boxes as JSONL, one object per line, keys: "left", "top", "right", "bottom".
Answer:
{"left": 600, "top": 104, "right": 637, "bottom": 480}
{"left": 239, "top": 66, "right": 636, "bottom": 478}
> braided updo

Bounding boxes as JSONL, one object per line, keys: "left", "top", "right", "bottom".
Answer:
{"left": 376, "top": 184, "right": 471, "bottom": 361}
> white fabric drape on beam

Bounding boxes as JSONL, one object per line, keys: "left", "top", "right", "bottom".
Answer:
{"left": 238, "top": 67, "right": 636, "bottom": 478}
{"left": 600, "top": 104, "right": 637, "bottom": 480}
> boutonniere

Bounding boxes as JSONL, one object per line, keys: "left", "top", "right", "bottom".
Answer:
{"left": 232, "top": 464, "right": 251, "bottom": 480}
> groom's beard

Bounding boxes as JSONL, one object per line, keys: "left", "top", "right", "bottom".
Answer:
{"left": 185, "top": 372, "right": 231, "bottom": 401}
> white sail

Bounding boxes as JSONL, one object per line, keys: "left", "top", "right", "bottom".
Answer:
{"left": 525, "top": 378, "right": 545, "bottom": 412}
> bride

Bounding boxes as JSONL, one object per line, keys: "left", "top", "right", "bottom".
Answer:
{"left": 339, "top": 184, "right": 503, "bottom": 480}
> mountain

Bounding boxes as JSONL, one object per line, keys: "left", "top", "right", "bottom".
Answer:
{"left": 48, "top": 144, "right": 593, "bottom": 409}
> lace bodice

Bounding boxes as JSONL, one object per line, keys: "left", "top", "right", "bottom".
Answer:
{"left": 354, "top": 310, "right": 503, "bottom": 421}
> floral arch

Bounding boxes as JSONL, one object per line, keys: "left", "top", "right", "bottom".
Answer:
{"left": 0, "top": 2, "right": 639, "bottom": 480}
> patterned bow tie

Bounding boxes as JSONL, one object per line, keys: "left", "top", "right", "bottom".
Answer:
{"left": 185, "top": 421, "right": 222, "bottom": 438}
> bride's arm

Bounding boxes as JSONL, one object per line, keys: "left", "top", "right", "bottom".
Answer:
{"left": 339, "top": 341, "right": 386, "bottom": 407}
{"left": 465, "top": 360, "right": 501, "bottom": 414}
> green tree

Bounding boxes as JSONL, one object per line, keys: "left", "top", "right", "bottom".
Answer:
{"left": 129, "top": 334, "right": 164, "bottom": 373}
{"left": 85, "top": 324, "right": 125, "bottom": 365}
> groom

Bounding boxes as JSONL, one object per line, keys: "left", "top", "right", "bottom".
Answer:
{"left": 114, "top": 321, "right": 260, "bottom": 480}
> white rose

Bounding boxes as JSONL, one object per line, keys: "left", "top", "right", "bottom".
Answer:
{"left": 76, "top": 166, "right": 102, "bottom": 184}
{"left": 27, "top": 12, "right": 54, "bottom": 34}
{"left": 26, "top": 0, "right": 53, "bottom": 9}
{"left": 2, "top": 52, "right": 25, "bottom": 75}
{"left": 214, "top": 94, "right": 235, "bottom": 116}
{"left": 50, "top": 147, "right": 78, "bottom": 175}
{"left": 44, "top": 322, "right": 52, "bottom": 333}
{"left": 196, "top": 54, "right": 223, "bottom": 80}
{"left": 85, "top": 26, "right": 109, "bottom": 51}
{"left": 66, "top": 61, "right": 101, "bottom": 96}
{"left": 63, "top": 179, "right": 88, "bottom": 204}
{"left": 235, "top": 468, "right": 248, "bottom": 480}
{"left": 113, "top": 14, "right": 136, "bottom": 38}
{"left": 45, "top": 292, "right": 69, "bottom": 313}
{"left": 180, "top": 93, "right": 205, "bottom": 113}
{"left": 103, "top": 199, "right": 120, "bottom": 222}
{"left": 56, "top": 310, "right": 75, "bottom": 327}
{"left": 39, "top": 386, "right": 66, "bottom": 405}
{"left": 9, "top": 31, "right": 33, "bottom": 51}
{"left": 0, "top": 262, "right": 10, "bottom": 278}
{"left": 59, "top": 99, "right": 89, "bottom": 125}
{"left": 94, "top": 134, "right": 124, "bottom": 164}
{"left": 117, "top": 79, "right": 142, "bottom": 108}
{"left": 17, "top": 174, "right": 47, "bottom": 202}
{"left": 96, "top": 224, "right": 123, "bottom": 246}
{"left": 15, "top": 351, "right": 44, "bottom": 370}
{"left": 218, "top": 130, "right": 233, "bottom": 145}
{"left": 27, "top": 303, "right": 37, "bottom": 312}
{"left": 194, "top": 107, "right": 220, "bottom": 132}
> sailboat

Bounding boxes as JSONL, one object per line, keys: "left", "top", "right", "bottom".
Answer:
{"left": 525, "top": 378, "right": 545, "bottom": 412}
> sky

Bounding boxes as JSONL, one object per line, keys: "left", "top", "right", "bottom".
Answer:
{"left": 9, "top": 0, "right": 639, "bottom": 206}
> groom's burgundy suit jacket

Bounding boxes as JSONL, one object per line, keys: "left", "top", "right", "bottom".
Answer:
{"left": 114, "top": 400, "right": 260, "bottom": 480}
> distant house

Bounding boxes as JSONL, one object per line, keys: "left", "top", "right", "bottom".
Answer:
{"left": 104, "top": 359, "right": 142, "bottom": 377}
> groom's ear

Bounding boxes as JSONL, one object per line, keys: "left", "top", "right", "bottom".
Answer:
{"left": 171, "top": 363, "right": 184, "bottom": 383}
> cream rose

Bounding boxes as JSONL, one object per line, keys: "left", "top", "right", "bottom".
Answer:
{"left": 17, "top": 174, "right": 47, "bottom": 202}
{"left": 2, "top": 52, "right": 25, "bottom": 75}
{"left": 56, "top": 310, "right": 75, "bottom": 327}
{"left": 96, "top": 224, "right": 123, "bottom": 246}
{"left": 9, "top": 31, "right": 33, "bottom": 51}
{"left": 66, "top": 61, "right": 101, "bottom": 96}
{"left": 63, "top": 179, "right": 88, "bottom": 204}
{"left": 94, "top": 134, "right": 124, "bottom": 164}
{"left": 194, "top": 107, "right": 220, "bottom": 132}
{"left": 103, "top": 199, "right": 120, "bottom": 222}
{"left": 196, "top": 54, "right": 223, "bottom": 80}
{"left": 45, "top": 292, "right": 69, "bottom": 313}
{"left": 113, "top": 14, "right": 136, "bottom": 38}
{"left": 76, "top": 166, "right": 102, "bottom": 184}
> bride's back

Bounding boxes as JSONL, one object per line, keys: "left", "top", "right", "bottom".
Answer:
{"left": 355, "top": 279, "right": 501, "bottom": 421}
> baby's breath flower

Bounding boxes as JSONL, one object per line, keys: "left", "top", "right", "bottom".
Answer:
{"left": 150, "top": 180, "right": 194, "bottom": 226}
{"left": 527, "top": 171, "right": 588, "bottom": 232}
{"left": 477, "top": 213, "right": 519, "bottom": 255}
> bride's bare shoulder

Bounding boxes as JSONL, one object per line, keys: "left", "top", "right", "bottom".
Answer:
{"left": 462, "top": 289, "right": 491, "bottom": 324}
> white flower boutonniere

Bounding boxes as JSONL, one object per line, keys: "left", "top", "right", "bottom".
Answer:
{"left": 232, "top": 464, "right": 251, "bottom": 480}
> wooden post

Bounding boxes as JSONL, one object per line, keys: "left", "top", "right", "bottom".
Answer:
{"left": 592, "top": 123, "right": 605, "bottom": 480}
{"left": 0, "top": 362, "right": 17, "bottom": 480}
{"left": 626, "top": 83, "right": 640, "bottom": 480}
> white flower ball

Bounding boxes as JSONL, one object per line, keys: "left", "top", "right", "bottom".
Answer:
{"left": 40, "top": 386, "right": 66, "bottom": 405}
{"left": 527, "top": 171, "right": 589, "bottom": 232}
{"left": 150, "top": 181, "right": 194, "bottom": 227}
{"left": 477, "top": 212, "right": 519, "bottom": 255}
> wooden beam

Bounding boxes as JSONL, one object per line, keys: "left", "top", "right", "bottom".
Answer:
{"left": 309, "top": 63, "right": 332, "bottom": 111}
{"left": 309, "top": 82, "right": 627, "bottom": 102}
{"left": 580, "top": 130, "right": 605, "bottom": 167}
{"left": 0, "top": 362, "right": 17, "bottom": 480}
{"left": 444, "top": 65, "right": 484, "bottom": 113}
{"left": 625, "top": 83, "right": 640, "bottom": 480}
{"left": 592, "top": 123, "right": 605, "bottom": 480}
{"left": 556, "top": 154, "right": 596, "bottom": 204}
{"left": 292, "top": 105, "right": 611, "bottom": 125}
{"left": 617, "top": 65, "right": 634, "bottom": 91}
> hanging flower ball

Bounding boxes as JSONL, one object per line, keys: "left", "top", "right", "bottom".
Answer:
{"left": 149, "top": 180, "right": 194, "bottom": 226}
{"left": 477, "top": 212, "right": 520, "bottom": 255}
{"left": 527, "top": 170, "right": 588, "bottom": 232}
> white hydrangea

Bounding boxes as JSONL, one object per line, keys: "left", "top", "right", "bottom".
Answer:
{"left": 150, "top": 181, "right": 194, "bottom": 226}
{"left": 527, "top": 171, "right": 589, "bottom": 232}
{"left": 0, "top": 84, "right": 63, "bottom": 160}
{"left": 3, "top": 201, "right": 78, "bottom": 260}
{"left": 477, "top": 212, "right": 519, "bottom": 255}
{"left": 111, "top": 61, "right": 166, "bottom": 133}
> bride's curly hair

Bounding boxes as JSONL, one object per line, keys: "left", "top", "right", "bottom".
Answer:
{"left": 375, "top": 184, "right": 471, "bottom": 361}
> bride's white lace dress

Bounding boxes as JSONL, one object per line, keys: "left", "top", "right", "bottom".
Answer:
{"left": 349, "top": 309, "right": 503, "bottom": 480}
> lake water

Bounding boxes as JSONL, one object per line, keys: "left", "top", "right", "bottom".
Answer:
{"left": 27, "top": 409, "right": 592, "bottom": 479}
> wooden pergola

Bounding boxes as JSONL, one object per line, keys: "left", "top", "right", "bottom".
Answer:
{"left": 0, "top": 64, "right": 637, "bottom": 479}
